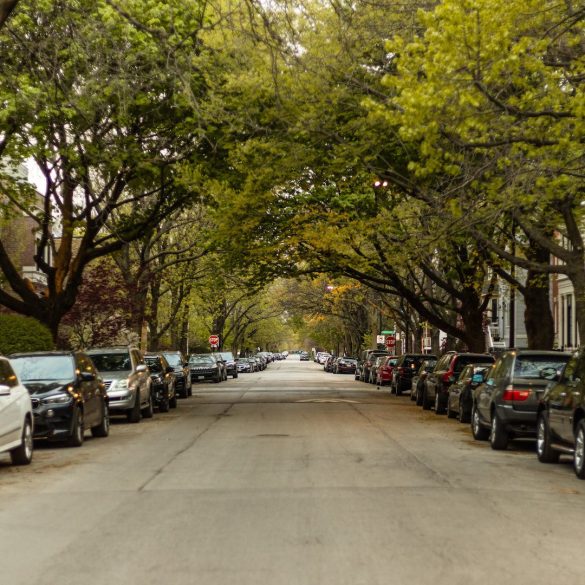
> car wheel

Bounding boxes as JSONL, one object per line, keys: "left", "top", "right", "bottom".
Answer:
{"left": 490, "top": 410, "right": 508, "bottom": 450}
{"left": 91, "top": 400, "right": 110, "bottom": 438}
{"left": 422, "top": 388, "right": 432, "bottom": 411}
{"left": 67, "top": 407, "right": 84, "bottom": 447}
{"left": 536, "top": 412, "right": 559, "bottom": 463}
{"left": 158, "top": 394, "right": 170, "bottom": 413}
{"left": 169, "top": 391, "right": 178, "bottom": 409}
{"left": 142, "top": 391, "right": 154, "bottom": 418}
{"left": 395, "top": 384, "right": 402, "bottom": 397}
{"left": 187, "top": 382, "right": 193, "bottom": 397}
{"left": 434, "top": 392, "right": 445, "bottom": 415}
{"left": 214, "top": 373, "right": 221, "bottom": 383}
{"left": 10, "top": 418, "right": 33, "bottom": 465}
{"left": 574, "top": 421, "right": 585, "bottom": 479}
{"left": 471, "top": 405, "right": 489, "bottom": 441}
{"left": 127, "top": 391, "right": 142, "bottom": 423}
{"left": 416, "top": 386, "right": 424, "bottom": 407}
{"left": 447, "top": 398, "right": 457, "bottom": 419}
{"left": 458, "top": 400, "right": 470, "bottom": 424}
{"left": 233, "top": 372, "right": 238, "bottom": 379}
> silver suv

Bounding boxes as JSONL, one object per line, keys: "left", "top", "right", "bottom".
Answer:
{"left": 87, "top": 347, "right": 153, "bottom": 423}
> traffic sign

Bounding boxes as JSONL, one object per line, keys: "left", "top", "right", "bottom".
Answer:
{"left": 209, "top": 334, "right": 220, "bottom": 346}
{"left": 381, "top": 330, "right": 395, "bottom": 335}
{"left": 385, "top": 335, "right": 396, "bottom": 348}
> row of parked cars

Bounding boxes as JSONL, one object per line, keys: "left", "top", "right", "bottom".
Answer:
{"left": 351, "top": 346, "right": 585, "bottom": 480}
{"left": 0, "top": 347, "right": 280, "bottom": 467}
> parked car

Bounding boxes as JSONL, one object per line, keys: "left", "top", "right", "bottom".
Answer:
{"left": 161, "top": 351, "right": 192, "bottom": 398}
{"left": 376, "top": 356, "right": 398, "bottom": 386}
{"left": 300, "top": 352, "right": 310, "bottom": 361}
{"left": 236, "top": 358, "right": 252, "bottom": 373}
{"left": 335, "top": 357, "right": 357, "bottom": 374}
{"left": 189, "top": 354, "right": 223, "bottom": 383}
{"left": 471, "top": 349, "right": 571, "bottom": 450}
{"left": 423, "top": 351, "right": 495, "bottom": 413}
{"left": 392, "top": 354, "right": 436, "bottom": 396}
{"left": 218, "top": 351, "right": 238, "bottom": 379}
{"left": 536, "top": 348, "right": 585, "bottom": 478}
{"left": 11, "top": 351, "right": 109, "bottom": 446}
{"left": 446, "top": 364, "right": 492, "bottom": 422}
{"left": 411, "top": 359, "right": 437, "bottom": 404}
{"left": 359, "top": 349, "right": 390, "bottom": 383}
{"left": 144, "top": 353, "right": 177, "bottom": 412}
{"left": 317, "top": 353, "right": 331, "bottom": 364}
{"left": 324, "top": 355, "right": 337, "bottom": 372}
{"left": 87, "top": 347, "right": 152, "bottom": 423}
{"left": 0, "top": 357, "right": 33, "bottom": 465}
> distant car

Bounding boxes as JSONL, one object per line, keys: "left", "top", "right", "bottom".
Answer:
{"left": 11, "top": 351, "right": 110, "bottom": 446}
{"left": 446, "top": 364, "right": 491, "bottom": 422}
{"left": 359, "top": 349, "right": 390, "bottom": 383}
{"left": 87, "top": 347, "right": 152, "bottom": 423}
{"left": 375, "top": 356, "right": 398, "bottom": 386}
{"left": 0, "top": 357, "right": 33, "bottom": 465}
{"left": 144, "top": 353, "right": 177, "bottom": 412}
{"left": 335, "top": 357, "right": 357, "bottom": 374}
{"left": 411, "top": 359, "right": 437, "bottom": 404}
{"left": 161, "top": 351, "right": 192, "bottom": 398}
{"left": 392, "top": 354, "right": 436, "bottom": 396}
{"left": 189, "top": 354, "right": 223, "bottom": 383}
{"left": 472, "top": 349, "right": 571, "bottom": 450}
{"left": 236, "top": 358, "right": 252, "bottom": 373}
{"left": 218, "top": 351, "right": 238, "bottom": 379}
{"left": 300, "top": 352, "right": 310, "bottom": 361}
{"left": 537, "top": 348, "right": 585, "bottom": 478}
{"left": 317, "top": 353, "right": 331, "bottom": 365}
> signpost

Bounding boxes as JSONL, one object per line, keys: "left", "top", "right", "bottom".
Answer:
{"left": 385, "top": 335, "right": 396, "bottom": 350}
{"left": 209, "top": 334, "right": 220, "bottom": 348}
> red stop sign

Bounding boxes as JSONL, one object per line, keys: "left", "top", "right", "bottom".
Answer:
{"left": 209, "top": 334, "right": 220, "bottom": 345}
{"left": 385, "top": 335, "right": 395, "bottom": 348}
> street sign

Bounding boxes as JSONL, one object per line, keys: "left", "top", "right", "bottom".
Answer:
{"left": 385, "top": 335, "right": 396, "bottom": 349}
{"left": 381, "top": 330, "right": 395, "bottom": 335}
{"left": 376, "top": 335, "right": 385, "bottom": 344}
{"left": 209, "top": 334, "right": 220, "bottom": 346}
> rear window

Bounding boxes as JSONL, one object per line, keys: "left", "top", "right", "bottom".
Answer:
{"left": 455, "top": 355, "right": 494, "bottom": 373}
{"left": 513, "top": 355, "right": 570, "bottom": 380}
{"left": 88, "top": 353, "right": 131, "bottom": 372}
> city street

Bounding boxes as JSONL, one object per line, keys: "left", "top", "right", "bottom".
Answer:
{"left": 1, "top": 356, "right": 584, "bottom": 585}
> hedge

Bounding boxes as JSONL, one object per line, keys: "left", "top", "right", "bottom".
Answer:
{"left": 0, "top": 314, "right": 54, "bottom": 355}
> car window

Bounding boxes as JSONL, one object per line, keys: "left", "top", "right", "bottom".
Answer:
{"left": 435, "top": 355, "right": 451, "bottom": 371}
{"left": 11, "top": 355, "right": 75, "bottom": 381}
{"left": 513, "top": 355, "right": 570, "bottom": 380}
{"left": 163, "top": 353, "right": 182, "bottom": 366}
{"left": 189, "top": 355, "right": 215, "bottom": 364}
{"left": 145, "top": 356, "right": 162, "bottom": 373}
{"left": 89, "top": 353, "right": 132, "bottom": 372}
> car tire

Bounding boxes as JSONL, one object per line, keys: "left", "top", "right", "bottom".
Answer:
{"left": 142, "top": 391, "right": 154, "bottom": 419}
{"left": 490, "top": 410, "right": 508, "bottom": 450}
{"left": 471, "top": 405, "right": 489, "bottom": 441}
{"left": 10, "top": 418, "right": 33, "bottom": 465}
{"left": 127, "top": 391, "right": 142, "bottom": 423}
{"left": 169, "top": 391, "right": 178, "bottom": 409}
{"left": 416, "top": 386, "right": 424, "bottom": 407}
{"left": 574, "top": 421, "right": 585, "bottom": 479}
{"left": 187, "top": 383, "right": 193, "bottom": 397}
{"left": 67, "top": 407, "right": 84, "bottom": 447}
{"left": 458, "top": 400, "right": 470, "bottom": 424}
{"left": 233, "top": 372, "right": 238, "bottom": 379}
{"left": 447, "top": 399, "right": 457, "bottom": 419}
{"left": 91, "top": 400, "right": 110, "bottom": 438}
{"left": 434, "top": 392, "right": 445, "bottom": 415}
{"left": 422, "top": 388, "right": 432, "bottom": 411}
{"left": 536, "top": 412, "right": 559, "bottom": 463}
{"left": 214, "top": 373, "right": 221, "bottom": 383}
{"left": 158, "top": 394, "right": 170, "bottom": 413}
{"left": 395, "top": 384, "right": 402, "bottom": 397}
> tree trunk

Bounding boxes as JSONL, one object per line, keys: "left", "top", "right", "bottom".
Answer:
{"left": 524, "top": 270, "right": 554, "bottom": 349}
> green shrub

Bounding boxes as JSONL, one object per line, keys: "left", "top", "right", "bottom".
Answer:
{"left": 0, "top": 314, "right": 54, "bottom": 355}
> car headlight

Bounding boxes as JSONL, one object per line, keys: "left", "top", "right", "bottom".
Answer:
{"left": 114, "top": 379, "right": 128, "bottom": 390}
{"left": 42, "top": 392, "right": 73, "bottom": 405}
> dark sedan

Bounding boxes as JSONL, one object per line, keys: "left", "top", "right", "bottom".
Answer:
{"left": 144, "top": 353, "right": 177, "bottom": 412}
{"left": 446, "top": 364, "right": 491, "bottom": 423}
{"left": 335, "top": 357, "right": 357, "bottom": 374}
{"left": 10, "top": 351, "right": 109, "bottom": 447}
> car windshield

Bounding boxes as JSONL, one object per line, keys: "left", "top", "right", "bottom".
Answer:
{"left": 218, "top": 352, "right": 234, "bottom": 361}
{"left": 163, "top": 354, "right": 181, "bottom": 366}
{"left": 514, "top": 356, "right": 569, "bottom": 379}
{"left": 144, "top": 357, "right": 162, "bottom": 372}
{"left": 11, "top": 355, "right": 74, "bottom": 381}
{"left": 89, "top": 353, "right": 131, "bottom": 372}
{"left": 189, "top": 356, "right": 214, "bottom": 364}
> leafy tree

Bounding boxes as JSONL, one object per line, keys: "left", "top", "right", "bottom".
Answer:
{"left": 0, "top": 313, "right": 53, "bottom": 354}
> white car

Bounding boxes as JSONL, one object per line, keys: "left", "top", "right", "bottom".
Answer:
{"left": 0, "top": 357, "right": 33, "bottom": 465}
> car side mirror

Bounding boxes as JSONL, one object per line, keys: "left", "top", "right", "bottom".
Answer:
{"left": 79, "top": 372, "right": 96, "bottom": 382}
{"left": 0, "top": 384, "right": 11, "bottom": 396}
{"left": 136, "top": 364, "right": 148, "bottom": 373}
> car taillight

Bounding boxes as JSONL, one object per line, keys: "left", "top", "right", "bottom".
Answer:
{"left": 502, "top": 386, "right": 531, "bottom": 401}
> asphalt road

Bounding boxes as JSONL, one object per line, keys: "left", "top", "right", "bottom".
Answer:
{"left": 1, "top": 357, "right": 584, "bottom": 585}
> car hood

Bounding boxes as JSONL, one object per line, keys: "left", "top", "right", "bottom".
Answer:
{"left": 101, "top": 371, "right": 131, "bottom": 381}
{"left": 23, "top": 380, "right": 71, "bottom": 396}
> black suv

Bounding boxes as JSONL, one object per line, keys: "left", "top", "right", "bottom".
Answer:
{"left": 536, "top": 348, "right": 585, "bottom": 478}
{"left": 423, "top": 351, "right": 495, "bottom": 413}
{"left": 392, "top": 354, "right": 436, "bottom": 396}
{"left": 472, "top": 349, "right": 571, "bottom": 450}
{"left": 161, "top": 351, "right": 192, "bottom": 398}
{"left": 144, "top": 353, "right": 177, "bottom": 412}
{"left": 10, "top": 351, "right": 109, "bottom": 447}
{"left": 217, "top": 351, "right": 238, "bottom": 379}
